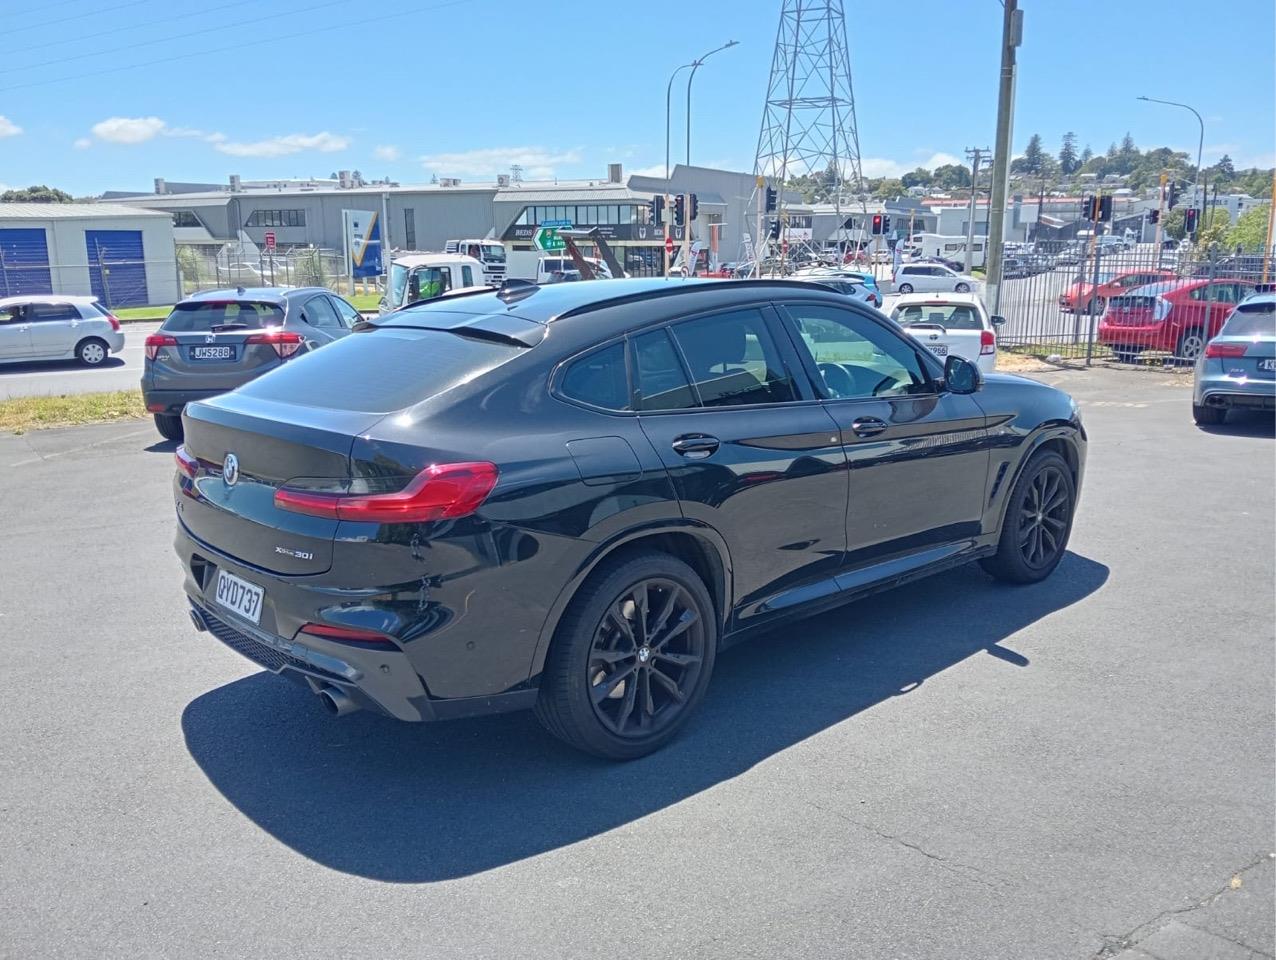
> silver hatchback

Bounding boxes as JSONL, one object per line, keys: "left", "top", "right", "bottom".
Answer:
{"left": 0, "top": 295, "right": 126, "bottom": 366}
{"left": 1192, "top": 292, "right": 1276, "bottom": 425}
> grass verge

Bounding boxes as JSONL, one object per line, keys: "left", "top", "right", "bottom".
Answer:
{"left": 0, "top": 390, "right": 147, "bottom": 434}
{"left": 113, "top": 305, "right": 172, "bottom": 323}
{"left": 349, "top": 292, "right": 380, "bottom": 311}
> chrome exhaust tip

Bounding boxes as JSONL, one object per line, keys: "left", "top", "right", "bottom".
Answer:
{"left": 189, "top": 608, "right": 207, "bottom": 633}
{"left": 317, "top": 685, "right": 360, "bottom": 717}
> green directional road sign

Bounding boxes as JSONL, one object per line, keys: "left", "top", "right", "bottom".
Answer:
{"left": 533, "top": 226, "right": 567, "bottom": 252}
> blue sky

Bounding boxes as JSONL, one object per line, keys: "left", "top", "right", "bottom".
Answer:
{"left": 1, "top": 0, "right": 1272, "bottom": 196}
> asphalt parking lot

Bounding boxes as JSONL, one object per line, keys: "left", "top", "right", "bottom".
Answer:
{"left": 1, "top": 367, "right": 1272, "bottom": 960}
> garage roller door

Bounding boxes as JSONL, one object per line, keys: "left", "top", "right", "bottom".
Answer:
{"left": 86, "top": 229, "right": 149, "bottom": 307}
{"left": 0, "top": 228, "right": 54, "bottom": 296}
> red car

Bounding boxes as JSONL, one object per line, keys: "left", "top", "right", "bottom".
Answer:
{"left": 1059, "top": 269, "right": 1174, "bottom": 313}
{"left": 1098, "top": 278, "right": 1258, "bottom": 361}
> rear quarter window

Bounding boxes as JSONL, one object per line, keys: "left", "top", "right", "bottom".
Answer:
{"left": 163, "top": 301, "right": 284, "bottom": 332}
{"left": 558, "top": 341, "right": 629, "bottom": 411}
{"left": 234, "top": 327, "right": 527, "bottom": 413}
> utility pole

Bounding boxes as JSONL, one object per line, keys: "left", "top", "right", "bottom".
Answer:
{"left": 985, "top": 0, "right": 1022, "bottom": 315}
{"left": 1153, "top": 171, "right": 1167, "bottom": 253}
{"left": 754, "top": 177, "right": 765, "bottom": 278}
{"left": 964, "top": 147, "right": 988, "bottom": 273}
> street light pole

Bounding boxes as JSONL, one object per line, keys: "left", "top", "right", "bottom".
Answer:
{"left": 1138, "top": 96, "right": 1205, "bottom": 242}
{"left": 685, "top": 40, "right": 738, "bottom": 168}
{"left": 664, "top": 62, "right": 694, "bottom": 277}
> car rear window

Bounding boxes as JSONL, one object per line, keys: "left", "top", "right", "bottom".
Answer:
{"left": 162, "top": 301, "right": 284, "bottom": 332}
{"left": 233, "top": 327, "right": 527, "bottom": 412}
{"left": 1222, "top": 302, "right": 1276, "bottom": 337}
{"left": 892, "top": 303, "right": 983, "bottom": 329}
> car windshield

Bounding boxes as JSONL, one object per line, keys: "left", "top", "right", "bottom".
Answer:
{"left": 481, "top": 244, "right": 506, "bottom": 263}
{"left": 162, "top": 301, "right": 283, "bottom": 332}
{"left": 1222, "top": 302, "right": 1276, "bottom": 337}
{"left": 389, "top": 263, "right": 409, "bottom": 307}
{"left": 892, "top": 303, "right": 983, "bottom": 330}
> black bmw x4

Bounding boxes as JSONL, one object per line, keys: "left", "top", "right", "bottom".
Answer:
{"left": 174, "top": 278, "right": 1085, "bottom": 759}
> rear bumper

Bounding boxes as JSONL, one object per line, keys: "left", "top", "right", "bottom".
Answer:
{"left": 1097, "top": 321, "right": 1170, "bottom": 350}
{"left": 106, "top": 330, "right": 126, "bottom": 353}
{"left": 141, "top": 387, "right": 229, "bottom": 414}
{"left": 1194, "top": 374, "right": 1276, "bottom": 409}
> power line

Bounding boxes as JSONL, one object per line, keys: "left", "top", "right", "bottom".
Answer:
{"left": 0, "top": 0, "right": 475, "bottom": 93}
{"left": 16, "top": 0, "right": 263, "bottom": 55}
{"left": 0, "top": 0, "right": 149, "bottom": 38}
{"left": 0, "top": 0, "right": 365, "bottom": 75}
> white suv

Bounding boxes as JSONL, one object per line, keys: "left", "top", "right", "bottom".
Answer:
{"left": 890, "top": 292, "right": 1004, "bottom": 374}
{"left": 893, "top": 263, "right": 979, "bottom": 294}
{"left": 0, "top": 295, "right": 126, "bottom": 366}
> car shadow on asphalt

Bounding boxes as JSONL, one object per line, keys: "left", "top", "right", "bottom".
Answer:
{"left": 182, "top": 551, "right": 1109, "bottom": 883}
{"left": 0, "top": 357, "right": 126, "bottom": 375}
{"left": 1197, "top": 411, "right": 1275, "bottom": 439}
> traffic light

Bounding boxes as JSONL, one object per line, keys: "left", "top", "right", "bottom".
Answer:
{"left": 768, "top": 218, "right": 781, "bottom": 240}
{"left": 1147, "top": 209, "right": 1160, "bottom": 224}
{"left": 648, "top": 195, "right": 664, "bottom": 225}
{"left": 1098, "top": 195, "right": 1113, "bottom": 222}
{"left": 688, "top": 193, "right": 699, "bottom": 221}
{"left": 1082, "top": 194, "right": 1099, "bottom": 221}
{"left": 765, "top": 186, "right": 777, "bottom": 212}
{"left": 1184, "top": 208, "right": 1199, "bottom": 234}
{"left": 871, "top": 214, "right": 884, "bottom": 235}
{"left": 1167, "top": 182, "right": 1180, "bottom": 209}
{"left": 674, "top": 194, "right": 686, "bottom": 227}
{"left": 883, "top": 215, "right": 892, "bottom": 234}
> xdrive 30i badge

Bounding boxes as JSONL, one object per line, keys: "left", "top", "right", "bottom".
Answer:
{"left": 275, "top": 546, "right": 314, "bottom": 561}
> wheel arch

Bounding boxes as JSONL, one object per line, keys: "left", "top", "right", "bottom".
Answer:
{"left": 527, "top": 522, "right": 733, "bottom": 682}
{"left": 991, "top": 426, "right": 1082, "bottom": 538}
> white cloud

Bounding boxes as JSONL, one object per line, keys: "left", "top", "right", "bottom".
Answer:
{"left": 627, "top": 163, "right": 670, "bottom": 179}
{"left": 0, "top": 115, "right": 21, "bottom": 138}
{"left": 420, "top": 145, "right": 583, "bottom": 179}
{"left": 73, "top": 137, "right": 92, "bottom": 150}
{"left": 860, "top": 151, "right": 962, "bottom": 179}
{"left": 91, "top": 116, "right": 166, "bottom": 144}
{"left": 373, "top": 144, "right": 401, "bottom": 162}
{"left": 214, "top": 131, "right": 350, "bottom": 158}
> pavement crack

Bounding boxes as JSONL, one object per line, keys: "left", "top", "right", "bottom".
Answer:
{"left": 1091, "top": 852, "right": 1275, "bottom": 958}
{"left": 804, "top": 800, "right": 1007, "bottom": 891}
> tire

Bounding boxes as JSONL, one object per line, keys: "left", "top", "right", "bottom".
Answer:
{"left": 955, "top": 282, "right": 971, "bottom": 293}
{"left": 153, "top": 413, "right": 183, "bottom": 442}
{"left": 1193, "top": 403, "right": 1225, "bottom": 426}
{"left": 897, "top": 282, "right": 914, "bottom": 294}
{"left": 980, "top": 450, "right": 1075, "bottom": 584}
{"left": 1176, "top": 328, "right": 1206, "bottom": 362}
{"left": 76, "top": 337, "right": 109, "bottom": 366}
{"left": 535, "top": 551, "right": 717, "bottom": 760}
{"left": 1088, "top": 296, "right": 1105, "bottom": 314}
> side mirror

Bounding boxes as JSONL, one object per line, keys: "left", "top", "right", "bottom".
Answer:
{"left": 944, "top": 354, "right": 982, "bottom": 394}
{"left": 990, "top": 314, "right": 1006, "bottom": 326}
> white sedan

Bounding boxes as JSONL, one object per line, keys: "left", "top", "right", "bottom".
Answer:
{"left": 889, "top": 292, "right": 1004, "bottom": 374}
{"left": 893, "top": 262, "right": 980, "bottom": 294}
{"left": 0, "top": 295, "right": 126, "bottom": 366}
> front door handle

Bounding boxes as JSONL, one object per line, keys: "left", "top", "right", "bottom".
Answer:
{"left": 671, "top": 434, "right": 720, "bottom": 459}
{"left": 850, "top": 417, "right": 888, "bottom": 438}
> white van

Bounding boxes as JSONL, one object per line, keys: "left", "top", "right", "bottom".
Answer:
{"left": 444, "top": 239, "right": 507, "bottom": 285}
{"left": 914, "top": 233, "right": 987, "bottom": 268}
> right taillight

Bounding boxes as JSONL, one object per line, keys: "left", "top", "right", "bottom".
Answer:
{"left": 106, "top": 314, "right": 122, "bottom": 331}
{"left": 980, "top": 329, "right": 996, "bottom": 355}
{"left": 174, "top": 444, "right": 198, "bottom": 479}
{"left": 1205, "top": 342, "right": 1248, "bottom": 358}
{"left": 274, "top": 462, "right": 499, "bottom": 524}
{"left": 145, "top": 333, "right": 177, "bottom": 360}
{"left": 245, "top": 329, "right": 304, "bottom": 359}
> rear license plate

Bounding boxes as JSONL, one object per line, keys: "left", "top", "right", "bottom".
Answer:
{"left": 926, "top": 343, "right": 949, "bottom": 356}
{"left": 215, "top": 570, "right": 264, "bottom": 625}
{"left": 1260, "top": 359, "right": 1276, "bottom": 372}
{"left": 191, "top": 346, "right": 234, "bottom": 360}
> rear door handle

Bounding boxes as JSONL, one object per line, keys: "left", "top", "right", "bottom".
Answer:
{"left": 850, "top": 417, "right": 888, "bottom": 438}
{"left": 671, "top": 434, "right": 720, "bottom": 459}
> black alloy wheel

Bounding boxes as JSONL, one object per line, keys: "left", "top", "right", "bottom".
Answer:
{"left": 981, "top": 450, "right": 1075, "bottom": 584}
{"left": 587, "top": 578, "right": 706, "bottom": 738}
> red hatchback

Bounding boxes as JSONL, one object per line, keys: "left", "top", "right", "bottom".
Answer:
{"left": 1099, "top": 279, "right": 1258, "bottom": 361}
{"left": 1059, "top": 269, "right": 1174, "bottom": 313}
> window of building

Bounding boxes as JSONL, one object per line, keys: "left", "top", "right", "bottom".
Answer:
{"left": 172, "top": 211, "right": 203, "bottom": 228}
{"left": 670, "top": 309, "right": 797, "bottom": 407}
{"left": 560, "top": 341, "right": 629, "bottom": 411}
{"left": 403, "top": 209, "right": 416, "bottom": 249}
{"left": 245, "top": 209, "right": 306, "bottom": 228}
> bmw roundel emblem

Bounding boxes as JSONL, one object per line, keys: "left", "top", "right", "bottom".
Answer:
{"left": 223, "top": 453, "right": 240, "bottom": 487}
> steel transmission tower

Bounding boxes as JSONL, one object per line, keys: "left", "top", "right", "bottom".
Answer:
{"left": 751, "top": 0, "right": 865, "bottom": 268}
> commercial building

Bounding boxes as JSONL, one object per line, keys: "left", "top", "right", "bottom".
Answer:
{"left": 0, "top": 203, "right": 179, "bottom": 306}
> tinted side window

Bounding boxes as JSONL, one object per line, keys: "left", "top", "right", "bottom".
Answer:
{"left": 0, "top": 305, "right": 23, "bottom": 324}
{"left": 670, "top": 308, "right": 796, "bottom": 407}
{"left": 28, "top": 303, "right": 79, "bottom": 322}
{"left": 331, "top": 296, "right": 360, "bottom": 327}
{"left": 634, "top": 329, "right": 697, "bottom": 411}
{"left": 560, "top": 341, "right": 629, "bottom": 411}
{"left": 781, "top": 303, "right": 931, "bottom": 400}
{"left": 303, "top": 295, "right": 341, "bottom": 328}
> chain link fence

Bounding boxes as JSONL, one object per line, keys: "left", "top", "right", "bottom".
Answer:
{"left": 995, "top": 238, "right": 1274, "bottom": 367}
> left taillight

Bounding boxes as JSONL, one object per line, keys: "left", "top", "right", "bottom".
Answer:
{"left": 145, "top": 333, "right": 177, "bottom": 360}
{"left": 174, "top": 444, "right": 198, "bottom": 478}
{"left": 980, "top": 329, "right": 996, "bottom": 355}
{"left": 245, "top": 329, "right": 304, "bottom": 359}
{"left": 275, "top": 461, "right": 499, "bottom": 524}
{"left": 106, "top": 314, "right": 122, "bottom": 332}
{"left": 1204, "top": 341, "right": 1248, "bottom": 358}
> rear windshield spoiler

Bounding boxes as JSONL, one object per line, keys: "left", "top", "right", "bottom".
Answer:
{"left": 356, "top": 314, "right": 544, "bottom": 347}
